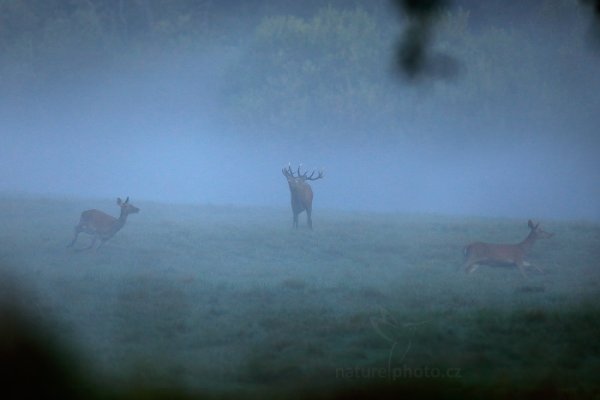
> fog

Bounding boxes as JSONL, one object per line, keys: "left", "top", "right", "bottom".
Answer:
{"left": 1, "top": 0, "right": 599, "bottom": 221}
{"left": 2, "top": 3, "right": 600, "bottom": 396}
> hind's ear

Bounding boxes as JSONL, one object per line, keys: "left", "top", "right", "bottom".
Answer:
{"left": 125, "top": 197, "right": 129, "bottom": 204}
{"left": 117, "top": 198, "right": 122, "bottom": 205}
{"left": 528, "top": 219, "right": 534, "bottom": 228}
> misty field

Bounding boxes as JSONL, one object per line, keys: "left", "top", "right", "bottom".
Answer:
{"left": 1, "top": 196, "right": 599, "bottom": 397}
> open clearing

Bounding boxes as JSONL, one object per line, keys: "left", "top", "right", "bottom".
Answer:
{"left": 1, "top": 196, "right": 599, "bottom": 397}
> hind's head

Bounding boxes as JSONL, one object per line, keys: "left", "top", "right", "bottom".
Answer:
{"left": 528, "top": 220, "right": 553, "bottom": 239}
{"left": 117, "top": 197, "right": 140, "bottom": 216}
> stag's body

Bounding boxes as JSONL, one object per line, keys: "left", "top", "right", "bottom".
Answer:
{"left": 463, "top": 220, "right": 553, "bottom": 278}
{"left": 67, "top": 197, "right": 139, "bottom": 250}
{"left": 282, "top": 165, "right": 324, "bottom": 229}
{"left": 289, "top": 182, "right": 313, "bottom": 226}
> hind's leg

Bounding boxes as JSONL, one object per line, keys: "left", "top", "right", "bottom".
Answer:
{"left": 523, "top": 261, "right": 545, "bottom": 274}
{"left": 96, "top": 238, "right": 109, "bottom": 251}
{"left": 84, "top": 235, "right": 98, "bottom": 250}
{"left": 67, "top": 226, "right": 82, "bottom": 248}
{"left": 466, "top": 263, "right": 479, "bottom": 274}
{"left": 516, "top": 261, "right": 528, "bottom": 279}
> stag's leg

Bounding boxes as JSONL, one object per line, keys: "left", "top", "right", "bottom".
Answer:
{"left": 293, "top": 212, "right": 299, "bottom": 229}
{"left": 306, "top": 207, "right": 313, "bottom": 230}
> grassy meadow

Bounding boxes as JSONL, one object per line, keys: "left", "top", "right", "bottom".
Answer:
{"left": 1, "top": 195, "right": 599, "bottom": 398}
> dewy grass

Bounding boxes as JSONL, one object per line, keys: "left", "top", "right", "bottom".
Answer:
{"left": 0, "top": 195, "right": 599, "bottom": 397}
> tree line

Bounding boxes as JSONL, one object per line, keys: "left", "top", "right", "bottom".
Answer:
{"left": 1, "top": 0, "right": 595, "bottom": 140}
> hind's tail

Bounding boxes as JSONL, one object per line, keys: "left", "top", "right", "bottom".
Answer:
{"left": 458, "top": 245, "right": 470, "bottom": 272}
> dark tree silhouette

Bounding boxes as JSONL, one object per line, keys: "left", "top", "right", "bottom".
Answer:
{"left": 392, "top": 0, "right": 461, "bottom": 81}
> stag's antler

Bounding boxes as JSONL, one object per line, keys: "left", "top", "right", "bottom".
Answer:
{"left": 303, "top": 168, "right": 324, "bottom": 181}
{"left": 283, "top": 163, "right": 324, "bottom": 180}
{"left": 302, "top": 169, "right": 325, "bottom": 181}
{"left": 282, "top": 163, "right": 295, "bottom": 178}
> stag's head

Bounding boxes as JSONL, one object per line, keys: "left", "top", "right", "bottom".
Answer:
{"left": 527, "top": 220, "right": 553, "bottom": 239}
{"left": 282, "top": 164, "right": 324, "bottom": 186}
{"left": 117, "top": 197, "right": 140, "bottom": 215}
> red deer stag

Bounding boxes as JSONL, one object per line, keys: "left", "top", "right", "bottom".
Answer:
{"left": 282, "top": 164, "right": 324, "bottom": 229}
{"left": 463, "top": 220, "right": 553, "bottom": 278}
{"left": 67, "top": 197, "right": 139, "bottom": 250}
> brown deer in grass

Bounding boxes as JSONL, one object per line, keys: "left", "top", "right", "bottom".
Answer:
{"left": 463, "top": 220, "right": 553, "bottom": 278}
{"left": 67, "top": 197, "right": 139, "bottom": 251}
{"left": 282, "top": 164, "right": 324, "bottom": 229}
